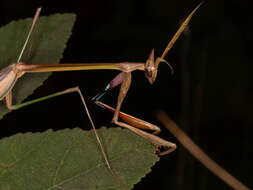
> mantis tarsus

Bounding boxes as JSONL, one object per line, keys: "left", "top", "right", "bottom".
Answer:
{"left": 0, "top": 3, "right": 202, "bottom": 189}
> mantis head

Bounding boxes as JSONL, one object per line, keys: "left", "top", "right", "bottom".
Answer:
{"left": 143, "top": 2, "right": 203, "bottom": 84}
{"left": 144, "top": 49, "right": 174, "bottom": 84}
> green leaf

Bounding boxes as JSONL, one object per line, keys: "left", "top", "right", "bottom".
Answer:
{"left": 0, "top": 12, "right": 76, "bottom": 119}
{"left": 0, "top": 127, "right": 158, "bottom": 189}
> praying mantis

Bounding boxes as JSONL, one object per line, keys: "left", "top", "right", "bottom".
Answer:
{"left": 0, "top": 3, "right": 202, "bottom": 189}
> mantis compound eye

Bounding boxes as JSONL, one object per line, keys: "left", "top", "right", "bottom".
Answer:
{"left": 144, "top": 49, "right": 157, "bottom": 84}
{"left": 145, "top": 68, "right": 153, "bottom": 78}
{"left": 144, "top": 66, "right": 157, "bottom": 84}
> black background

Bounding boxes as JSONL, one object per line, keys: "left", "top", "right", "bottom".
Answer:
{"left": 0, "top": 0, "right": 252, "bottom": 190}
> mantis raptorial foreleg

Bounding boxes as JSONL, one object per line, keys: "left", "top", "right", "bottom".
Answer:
{"left": 112, "top": 72, "right": 132, "bottom": 123}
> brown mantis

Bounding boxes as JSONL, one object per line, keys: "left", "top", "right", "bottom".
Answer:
{"left": 0, "top": 3, "right": 202, "bottom": 189}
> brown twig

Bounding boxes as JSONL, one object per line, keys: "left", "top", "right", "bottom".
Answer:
{"left": 157, "top": 112, "right": 251, "bottom": 190}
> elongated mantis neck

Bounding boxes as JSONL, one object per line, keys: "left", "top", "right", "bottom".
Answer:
{"left": 16, "top": 62, "right": 145, "bottom": 73}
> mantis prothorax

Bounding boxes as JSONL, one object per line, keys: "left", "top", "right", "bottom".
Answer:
{"left": 0, "top": 3, "right": 201, "bottom": 189}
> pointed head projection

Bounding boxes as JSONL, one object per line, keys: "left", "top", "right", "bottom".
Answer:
{"left": 144, "top": 49, "right": 174, "bottom": 84}
{"left": 144, "top": 3, "right": 203, "bottom": 84}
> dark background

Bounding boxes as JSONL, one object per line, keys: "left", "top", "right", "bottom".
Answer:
{"left": 0, "top": 0, "right": 252, "bottom": 189}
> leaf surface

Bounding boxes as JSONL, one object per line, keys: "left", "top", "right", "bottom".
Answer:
{"left": 0, "top": 127, "right": 158, "bottom": 190}
{"left": 0, "top": 12, "right": 76, "bottom": 119}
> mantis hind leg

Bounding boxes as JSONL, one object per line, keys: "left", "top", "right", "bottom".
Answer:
{"left": 5, "top": 87, "right": 126, "bottom": 189}
{"left": 114, "top": 120, "right": 176, "bottom": 155}
{"left": 95, "top": 101, "right": 176, "bottom": 156}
